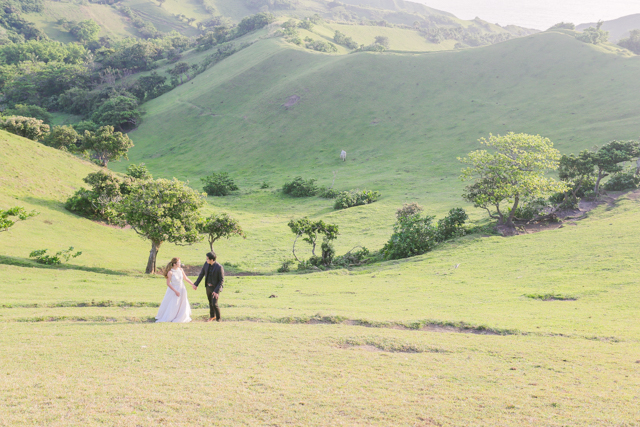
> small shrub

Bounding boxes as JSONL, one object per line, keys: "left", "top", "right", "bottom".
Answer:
{"left": 317, "top": 186, "right": 339, "bottom": 199}
{"left": 436, "top": 208, "right": 468, "bottom": 241}
{"left": 260, "top": 181, "right": 270, "bottom": 189}
{"left": 65, "top": 188, "right": 99, "bottom": 219}
{"left": 603, "top": 170, "right": 640, "bottom": 191}
{"left": 306, "top": 40, "right": 338, "bottom": 53}
{"left": 396, "top": 203, "right": 423, "bottom": 219}
{"left": 510, "top": 198, "right": 549, "bottom": 221}
{"left": 549, "top": 22, "right": 575, "bottom": 30}
{"left": 277, "top": 259, "right": 295, "bottom": 273}
{"left": 282, "top": 177, "right": 317, "bottom": 197}
{"left": 320, "top": 239, "right": 335, "bottom": 266}
{"left": 334, "top": 189, "right": 380, "bottom": 209}
{"left": 334, "top": 246, "right": 371, "bottom": 267}
{"left": 298, "top": 20, "right": 313, "bottom": 30}
{"left": 29, "top": 247, "right": 82, "bottom": 265}
{"left": 201, "top": 172, "right": 239, "bottom": 196}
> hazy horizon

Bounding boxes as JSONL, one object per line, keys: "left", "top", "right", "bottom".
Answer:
{"left": 416, "top": 0, "right": 640, "bottom": 30}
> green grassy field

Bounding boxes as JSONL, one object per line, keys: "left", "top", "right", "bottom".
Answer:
{"left": 3, "top": 11, "right": 640, "bottom": 424}
{"left": 1, "top": 129, "right": 640, "bottom": 424}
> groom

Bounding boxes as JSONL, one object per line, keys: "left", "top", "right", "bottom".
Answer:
{"left": 193, "top": 252, "right": 225, "bottom": 322}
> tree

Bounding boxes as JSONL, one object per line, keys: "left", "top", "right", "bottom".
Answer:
{"left": 287, "top": 217, "right": 338, "bottom": 261}
{"left": 592, "top": 140, "right": 640, "bottom": 196}
{"left": 168, "top": 62, "right": 191, "bottom": 84}
{"left": 198, "top": 213, "right": 245, "bottom": 252}
{"left": 44, "top": 125, "right": 80, "bottom": 151}
{"left": 558, "top": 150, "right": 596, "bottom": 203}
{"left": 82, "top": 126, "right": 134, "bottom": 167}
{"left": 374, "top": 35, "right": 390, "bottom": 49}
{"left": 618, "top": 29, "right": 640, "bottom": 54}
{"left": 70, "top": 20, "right": 101, "bottom": 43}
{"left": 0, "top": 116, "right": 50, "bottom": 141}
{"left": 126, "top": 163, "right": 152, "bottom": 180}
{"left": 91, "top": 95, "right": 141, "bottom": 131}
{"left": 1, "top": 207, "right": 38, "bottom": 232}
{"left": 4, "top": 103, "right": 51, "bottom": 123}
{"left": 576, "top": 21, "right": 609, "bottom": 44}
{"left": 459, "top": 133, "right": 567, "bottom": 232}
{"left": 118, "top": 178, "right": 204, "bottom": 274}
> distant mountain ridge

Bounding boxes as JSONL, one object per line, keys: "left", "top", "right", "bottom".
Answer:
{"left": 577, "top": 13, "right": 640, "bottom": 42}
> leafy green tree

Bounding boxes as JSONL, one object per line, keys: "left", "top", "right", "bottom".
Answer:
{"left": 236, "top": 12, "right": 275, "bottom": 36}
{"left": 548, "top": 22, "right": 575, "bottom": 30}
{"left": 130, "top": 72, "right": 168, "bottom": 101}
{"left": 0, "top": 40, "right": 88, "bottom": 65}
{"left": 592, "top": 140, "right": 640, "bottom": 196}
{"left": 168, "top": 62, "right": 191, "bottom": 84}
{"left": 126, "top": 163, "right": 152, "bottom": 180}
{"left": 82, "top": 126, "right": 134, "bottom": 167}
{"left": 118, "top": 178, "right": 204, "bottom": 274}
{"left": 618, "top": 29, "right": 640, "bottom": 54}
{"left": 282, "top": 176, "right": 317, "bottom": 197}
{"left": 91, "top": 96, "right": 141, "bottom": 131}
{"left": 287, "top": 217, "right": 338, "bottom": 261}
{"left": 198, "top": 213, "right": 246, "bottom": 252}
{"left": 459, "top": 132, "right": 567, "bottom": 232}
{"left": 70, "top": 19, "right": 101, "bottom": 43}
{"left": 576, "top": 21, "right": 609, "bottom": 44}
{"left": 1, "top": 207, "right": 38, "bottom": 232}
{"left": 0, "top": 116, "right": 50, "bottom": 141}
{"left": 44, "top": 125, "right": 80, "bottom": 151}
{"left": 4, "top": 104, "right": 51, "bottom": 123}
{"left": 558, "top": 150, "right": 596, "bottom": 203}
{"left": 374, "top": 35, "right": 390, "bottom": 49}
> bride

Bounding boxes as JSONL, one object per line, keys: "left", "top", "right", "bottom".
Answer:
{"left": 156, "top": 257, "right": 194, "bottom": 323}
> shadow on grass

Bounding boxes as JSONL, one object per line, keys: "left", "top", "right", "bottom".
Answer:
{"left": 0, "top": 255, "right": 128, "bottom": 276}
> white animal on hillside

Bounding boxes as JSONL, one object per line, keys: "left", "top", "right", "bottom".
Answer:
{"left": 340, "top": 150, "right": 347, "bottom": 162}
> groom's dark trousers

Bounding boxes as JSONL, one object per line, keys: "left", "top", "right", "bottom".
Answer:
{"left": 206, "top": 286, "right": 221, "bottom": 320}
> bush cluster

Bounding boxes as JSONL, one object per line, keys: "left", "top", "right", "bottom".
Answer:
{"left": 333, "top": 189, "right": 380, "bottom": 209}
{"left": 603, "top": 170, "right": 640, "bottom": 191}
{"left": 201, "top": 172, "right": 239, "bottom": 196}
{"left": 29, "top": 247, "right": 82, "bottom": 265}
{"left": 282, "top": 177, "right": 317, "bottom": 197}
{"left": 382, "top": 207, "right": 467, "bottom": 260}
{"left": 333, "top": 30, "right": 358, "bottom": 49}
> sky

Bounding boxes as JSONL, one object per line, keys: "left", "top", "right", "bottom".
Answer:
{"left": 415, "top": 0, "right": 640, "bottom": 30}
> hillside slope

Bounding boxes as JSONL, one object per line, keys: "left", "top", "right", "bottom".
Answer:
{"left": 121, "top": 30, "right": 640, "bottom": 197}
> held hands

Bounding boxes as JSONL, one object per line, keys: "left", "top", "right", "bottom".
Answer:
{"left": 192, "top": 284, "right": 197, "bottom": 290}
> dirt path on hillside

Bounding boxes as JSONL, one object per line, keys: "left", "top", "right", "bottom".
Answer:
{"left": 514, "top": 189, "right": 640, "bottom": 235}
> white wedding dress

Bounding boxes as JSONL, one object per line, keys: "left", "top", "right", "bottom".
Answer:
{"left": 156, "top": 268, "right": 192, "bottom": 323}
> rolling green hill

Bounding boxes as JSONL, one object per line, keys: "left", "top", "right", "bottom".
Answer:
{"left": 119, "top": 30, "right": 640, "bottom": 199}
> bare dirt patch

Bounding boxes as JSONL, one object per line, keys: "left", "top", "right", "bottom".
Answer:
{"left": 283, "top": 95, "right": 300, "bottom": 108}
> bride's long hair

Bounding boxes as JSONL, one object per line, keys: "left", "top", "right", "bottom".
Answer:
{"left": 163, "top": 257, "right": 180, "bottom": 278}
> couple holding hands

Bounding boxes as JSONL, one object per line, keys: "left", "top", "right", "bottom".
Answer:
{"left": 155, "top": 252, "right": 224, "bottom": 323}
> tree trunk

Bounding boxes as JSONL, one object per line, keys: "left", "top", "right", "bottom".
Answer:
{"left": 145, "top": 240, "right": 162, "bottom": 274}
{"left": 594, "top": 169, "right": 605, "bottom": 197}
{"left": 505, "top": 196, "right": 520, "bottom": 231}
{"left": 209, "top": 237, "right": 215, "bottom": 253}
{"left": 292, "top": 234, "right": 300, "bottom": 261}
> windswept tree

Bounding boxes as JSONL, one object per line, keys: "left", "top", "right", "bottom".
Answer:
{"left": 118, "top": 178, "right": 204, "bottom": 274}
{"left": 1, "top": 207, "right": 38, "bottom": 233}
{"left": 591, "top": 140, "right": 640, "bottom": 196}
{"left": 82, "top": 126, "right": 134, "bottom": 167}
{"left": 459, "top": 132, "right": 567, "bottom": 233}
{"left": 558, "top": 150, "right": 595, "bottom": 204}
{"left": 198, "top": 213, "right": 246, "bottom": 252}
{"left": 287, "top": 217, "right": 338, "bottom": 261}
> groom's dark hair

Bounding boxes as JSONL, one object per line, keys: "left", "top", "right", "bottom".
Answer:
{"left": 206, "top": 252, "right": 216, "bottom": 261}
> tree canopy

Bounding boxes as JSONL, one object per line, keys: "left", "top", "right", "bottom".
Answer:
{"left": 82, "top": 125, "right": 134, "bottom": 167}
{"left": 198, "top": 213, "right": 246, "bottom": 252}
{"left": 0, "top": 206, "right": 38, "bottom": 232}
{"left": 118, "top": 178, "right": 204, "bottom": 274}
{"left": 459, "top": 132, "right": 567, "bottom": 231}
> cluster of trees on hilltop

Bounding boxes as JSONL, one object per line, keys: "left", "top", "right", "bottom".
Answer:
{"left": 0, "top": 10, "right": 274, "bottom": 133}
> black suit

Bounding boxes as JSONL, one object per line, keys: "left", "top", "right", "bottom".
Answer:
{"left": 194, "top": 262, "right": 225, "bottom": 320}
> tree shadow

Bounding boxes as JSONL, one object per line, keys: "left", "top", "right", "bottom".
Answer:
{"left": 0, "top": 255, "right": 128, "bottom": 276}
